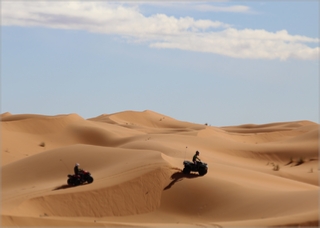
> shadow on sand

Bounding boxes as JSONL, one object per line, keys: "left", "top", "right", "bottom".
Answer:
{"left": 53, "top": 182, "right": 92, "bottom": 191}
{"left": 164, "top": 171, "right": 200, "bottom": 190}
{"left": 52, "top": 184, "right": 75, "bottom": 191}
{"left": 53, "top": 181, "right": 92, "bottom": 191}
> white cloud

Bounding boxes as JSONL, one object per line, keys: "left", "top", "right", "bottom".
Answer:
{"left": 124, "top": 2, "right": 253, "bottom": 14}
{"left": 2, "top": 1, "right": 319, "bottom": 60}
{"left": 150, "top": 29, "right": 319, "bottom": 60}
{"left": 194, "top": 4, "right": 251, "bottom": 13}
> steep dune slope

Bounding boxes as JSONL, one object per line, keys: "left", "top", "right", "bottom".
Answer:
{"left": 2, "top": 144, "right": 173, "bottom": 217}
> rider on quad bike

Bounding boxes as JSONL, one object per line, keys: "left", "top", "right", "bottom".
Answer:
{"left": 74, "top": 163, "right": 80, "bottom": 175}
{"left": 68, "top": 163, "right": 94, "bottom": 186}
{"left": 183, "top": 150, "right": 208, "bottom": 176}
{"left": 193, "top": 151, "right": 201, "bottom": 165}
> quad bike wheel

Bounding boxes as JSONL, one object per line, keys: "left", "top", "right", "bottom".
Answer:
{"left": 87, "top": 176, "right": 94, "bottom": 184}
{"left": 183, "top": 167, "right": 191, "bottom": 174}
{"left": 198, "top": 168, "right": 207, "bottom": 176}
{"left": 67, "top": 178, "right": 80, "bottom": 186}
{"left": 67, "top": 178, "right": 73, "bottom": 186}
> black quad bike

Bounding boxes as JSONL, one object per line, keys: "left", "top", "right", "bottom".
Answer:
{"left": 67, "top": 169, "right": 94, "bottom": 186}
{"left": 183, "top": 160, "right": 208, "bottom": 176}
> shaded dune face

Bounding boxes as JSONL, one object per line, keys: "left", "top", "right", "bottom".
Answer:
{"left": 1, "top": 111, "right": 319, "bottom": 227}
{"left": 18, "top": 167, "right": 172, "bottom": 217}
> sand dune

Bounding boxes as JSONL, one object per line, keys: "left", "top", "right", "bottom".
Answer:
{"left": 1, "top": 110, "right": 319, "bottom": 227}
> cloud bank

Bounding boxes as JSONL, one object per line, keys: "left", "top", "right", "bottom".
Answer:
{"left": 194, "top": 4, "right": 251, "bottom": 13}
{"left": 2, "top": 2, "right": 319, "bottom": 60}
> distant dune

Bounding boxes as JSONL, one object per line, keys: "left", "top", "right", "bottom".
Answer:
{"left": 1, "top": 110, "right": 319, "bottom": 227}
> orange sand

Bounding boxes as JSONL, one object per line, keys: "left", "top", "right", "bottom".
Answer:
{"left": 1, "top": 110, "right": 319, "bottom": 227}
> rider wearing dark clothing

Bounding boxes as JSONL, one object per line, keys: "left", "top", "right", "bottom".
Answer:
{"left": 193, "top": 151, "right": 201, "bottom": 165}
{"left": 74, "top": 163, "right": 80, "bottom": 176}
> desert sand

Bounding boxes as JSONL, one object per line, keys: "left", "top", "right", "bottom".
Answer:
{"left": 1, "top": 110, "right": 319, "bottom": 227}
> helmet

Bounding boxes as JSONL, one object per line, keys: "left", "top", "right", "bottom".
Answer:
{"left": 196, "top": 151, "right": 199, "bottom": 155}
{"left": 75, "top": 163, "right": 79, "bottom": 166}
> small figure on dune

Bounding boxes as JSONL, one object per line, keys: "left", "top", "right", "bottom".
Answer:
{"left": 74, "top": 163, "right": 80, "bottom": 176}
{"left": 183, "top": 150, "right": 208, "bottom": 176}
{"left": 68, "top": 162, "right": 94, "bottom": 186}
{"left": 193, "top": 151, "right": 201, "bottom": 166}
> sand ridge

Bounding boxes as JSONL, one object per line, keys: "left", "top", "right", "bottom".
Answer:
{"left": 1, "top": 110, "right": 319, "bottom": 227}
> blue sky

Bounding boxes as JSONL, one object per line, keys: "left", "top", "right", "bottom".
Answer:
{"left": 1, "top": 1, "right": 319, "bottom": 126}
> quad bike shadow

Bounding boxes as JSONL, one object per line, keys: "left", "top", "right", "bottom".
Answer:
{"left": 53, "top": 184, "right": 75, "bottom": 191}
{"left": 163, "top": 171, "right": 199, "bottom": 190}
{"left": 53, "top": 182, "right": 91, "bottom": 191}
